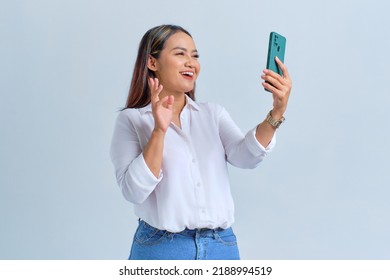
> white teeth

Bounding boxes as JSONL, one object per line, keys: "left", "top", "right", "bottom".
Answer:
{"left": 181, "top": 72, "right": 194, "bottom": 76}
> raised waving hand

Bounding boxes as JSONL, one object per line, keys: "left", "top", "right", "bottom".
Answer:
{"left": 148, "top": 77, "right": 174, "bottom": 133}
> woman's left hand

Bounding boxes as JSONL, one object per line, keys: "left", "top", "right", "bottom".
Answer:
{"left": 261, "top": 57, "right": 292, "bottom": 119}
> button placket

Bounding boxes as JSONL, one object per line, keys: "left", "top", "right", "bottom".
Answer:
{"left": 179, "top": 106, "right": 208, "bottom": 224}
{"left": 179, "top": 135, "right": 206, "bottom": 223}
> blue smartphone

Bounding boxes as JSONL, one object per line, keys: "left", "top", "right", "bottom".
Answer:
{"left": 266, "top": 31, "right": 286, "bottom": 76}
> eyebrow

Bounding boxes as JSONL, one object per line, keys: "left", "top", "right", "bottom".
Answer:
{"left": 171, "top": 47, "right": 198, "bottom": 53}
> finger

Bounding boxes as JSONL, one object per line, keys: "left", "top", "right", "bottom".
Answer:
{"left": 158, "top": 95, "right": 172, "bottom": 109}
{"left": 153, "top": 78, "right": 160, "bottom": 92}
{"left": 148, "top": 77, "right": 157, "bottom": 96}
{"left": 275, "top": 57, "right": 291, "bottom": 80}
{"left": 149, "top": 78, "right": 163, "bottom": 102}
{"left": 264, "top": 69, "right": 289, "bottom": 91}
{"left": 148, "top": 77, "right": 155, "bottom": 90}
{"left": 262, "top": 73, "right": 282, "bottom": 90}
{"left": 262, "top": 81, "right": 279, "bottom": 94}
{"left": 154, "top": 78, "right": 163, "bottom": 92}
{"left": 154, "top": 78, "right": 164, "bottom": 95}
{"left": 263, "top": 68, "right": 282, "bottom": 81}
{"left": 159, "top": 95, "right": 169, "bottom": 104}
{"left": 166, "top": 95, "right": 174, "bottom": 110}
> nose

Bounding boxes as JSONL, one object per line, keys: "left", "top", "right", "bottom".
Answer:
{"left": 184, "top": 56, "right": 196, "bottom": 68}
{"left": 184, "top": 60, "right": 193, "bottom": 68}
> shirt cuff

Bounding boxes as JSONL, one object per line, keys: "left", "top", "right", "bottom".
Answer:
{"left": 130, "top": 153, "right": 163, "bottom": 187}
{"left": 245, "top": 126, "right": 276, "bottom": 156}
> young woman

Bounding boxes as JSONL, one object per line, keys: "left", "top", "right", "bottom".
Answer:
{"left": 110, "top": 24, "right": 292, "bottom": 260}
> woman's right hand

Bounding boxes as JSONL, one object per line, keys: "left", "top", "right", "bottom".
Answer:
{"left": 149, "top": 77, "right": 174, "bottom": 133}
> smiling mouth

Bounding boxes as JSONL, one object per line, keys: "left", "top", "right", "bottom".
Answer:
{"left": 180, "top": 71, "right": 194, "bottom": 78}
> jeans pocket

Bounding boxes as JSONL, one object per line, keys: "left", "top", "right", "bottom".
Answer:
{"left": 214, "top": 228, "right": 238, "bottom": 246}
{"left": 134, "top": 221, "right": 168, "bottom": 246}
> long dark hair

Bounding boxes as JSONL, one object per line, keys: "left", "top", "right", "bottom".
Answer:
{"left": 124, "top": 25, "right": 196, "bottom": 109}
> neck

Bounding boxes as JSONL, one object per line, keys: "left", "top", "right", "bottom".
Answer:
{"left": 173, "top": 93, "right": 186, "bottom": 115}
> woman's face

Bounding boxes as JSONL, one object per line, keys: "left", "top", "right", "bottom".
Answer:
{"left": 150, "top": 31, "right": 200, "bottom": 95}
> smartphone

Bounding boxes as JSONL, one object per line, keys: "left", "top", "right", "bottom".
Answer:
{"left": 266, "top": 32, "right": 286, "bottom": 76}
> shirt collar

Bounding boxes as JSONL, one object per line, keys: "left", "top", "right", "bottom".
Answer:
{"left": 185, "top": 95, "right": 201, "bottom": 111}
{"left": 139, "top": 95, "right": 201, "bottom": 115}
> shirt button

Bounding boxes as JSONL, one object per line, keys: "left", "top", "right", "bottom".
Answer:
{"left": 196, "top": 182, "right": 201, "bottom": 187}
{"left": 192, "top": 158, "right": 196, "bottom": 163}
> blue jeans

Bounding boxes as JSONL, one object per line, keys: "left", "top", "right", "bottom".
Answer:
{"left": 128, "top": 220, "right": 240, "bottom": 260}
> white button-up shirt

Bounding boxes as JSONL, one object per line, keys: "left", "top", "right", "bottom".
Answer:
{"left": 110, "top": 96, "right": 275, "bottom": 232}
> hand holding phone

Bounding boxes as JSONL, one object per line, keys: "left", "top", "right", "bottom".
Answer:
{"left": 262, "top": 31, "right": 292, "bottom": 120}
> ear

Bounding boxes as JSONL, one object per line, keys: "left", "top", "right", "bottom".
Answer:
{"left": 147, "top": 55, "right": 158, "bottom": 71}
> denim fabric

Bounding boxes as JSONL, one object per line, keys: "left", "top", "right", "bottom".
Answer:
{"left": 128, "top": 220, "right": 240, "bottom": 260}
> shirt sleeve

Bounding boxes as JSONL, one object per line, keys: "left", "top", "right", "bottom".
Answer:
{"left": 109, "top": 110, "right": 162, "bottom": 204}
{"left": 217, "top": 105, "right": 276, "bottom": 169}
{"left": 245, "top": 125, "right": 276, "bottom": 156}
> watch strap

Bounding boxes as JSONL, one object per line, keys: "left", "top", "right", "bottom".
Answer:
{"left": 266, "top": 110, "right": 285, "bottom": 129}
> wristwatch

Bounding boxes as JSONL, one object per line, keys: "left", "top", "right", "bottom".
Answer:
{"left": 266, "top": 110, "right": 285, "bottom": 129}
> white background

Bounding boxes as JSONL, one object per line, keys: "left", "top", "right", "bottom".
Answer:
{"left": 1, "top": 0, "right": 390, "bottom": 259}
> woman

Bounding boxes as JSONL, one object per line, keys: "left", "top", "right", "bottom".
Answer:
{"left": 110, "top": 24, "right": 292, "bottom": 260}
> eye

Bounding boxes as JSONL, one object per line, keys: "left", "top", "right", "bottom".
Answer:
{"left": 175, "top": 52, "right": 185, "bottom": 56}
{"left": 193, "top": 54, "right": 199, "bottom": 59}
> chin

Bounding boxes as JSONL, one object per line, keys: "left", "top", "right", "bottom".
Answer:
{"left": 173, "top": 81, "right": 195, "bottom": 94}
{"left": 183, "top": 87, "right": 194, "bottom": 93}
{"left": 182, "top": 83, "right": 195, "bottom": 93}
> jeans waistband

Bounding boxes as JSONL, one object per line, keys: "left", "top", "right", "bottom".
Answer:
{"left": 138, "top": 219, "right": 226, "bottom": 235}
